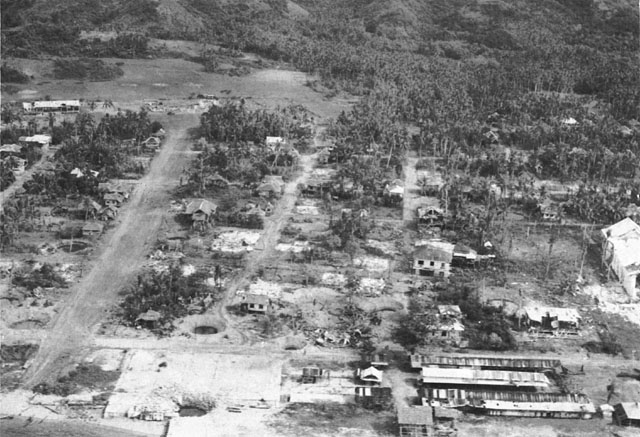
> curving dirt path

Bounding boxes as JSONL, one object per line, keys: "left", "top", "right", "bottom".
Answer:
{"left": 214, "top": 129, "right": 323, "bottom": 342}
{"left": 22, "top": 114, "right": 199, "bottom": 387}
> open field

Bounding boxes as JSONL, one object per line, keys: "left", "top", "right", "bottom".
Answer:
{"left": 2, "top": 58, "right": 352, "bottom": 117}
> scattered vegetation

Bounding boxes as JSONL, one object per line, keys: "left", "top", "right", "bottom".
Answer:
{"left": 275, "top": 402, "right": 395, "bottom": 434}
{"left": 1, "top": 63, "right": 29, "bottom": 83}
{"left": 12, "top": 263, "right": 68, "bottom": 290}
{"left": 119, "top": 265, "right": 221, "bottom": 331}
{"left": 33, "top": 364, "right": 120, "bottom": 396}
{"left": 396, "top": 288, "right": 517, "bottom": 351}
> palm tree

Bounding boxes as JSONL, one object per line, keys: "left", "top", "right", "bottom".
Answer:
{"left": 48, "top": 112, "right": 56, "bottom": 132}
{"left": 102, "top": 100, "right": 115, "bottom": 111}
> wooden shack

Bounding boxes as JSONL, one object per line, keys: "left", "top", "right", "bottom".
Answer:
{"left": 398, "top": 406, "right": 433, "bottom": 437}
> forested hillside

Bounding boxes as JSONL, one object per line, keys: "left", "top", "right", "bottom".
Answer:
{"left": 3, "top": 0, "right": 639, "bottom": 213}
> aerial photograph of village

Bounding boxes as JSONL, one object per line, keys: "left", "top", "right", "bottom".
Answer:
{"left": 0, "top": 0, "right": 639, "bottom": 436}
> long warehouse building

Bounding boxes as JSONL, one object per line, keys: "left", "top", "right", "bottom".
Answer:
{"left": 411, "top": 354, "right": 561, "bottom": 371}
{"left": 420, "top": 367, "right": 551, "bottom": 389}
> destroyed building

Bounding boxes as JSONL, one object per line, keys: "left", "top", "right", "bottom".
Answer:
{"left": 417, "top": 203, "right": 446, "bottom": 228}
{"left": 383, "top": 179, "right": 404, "bottom": 204}
{"left": 519, "top": 306, "right": 581, "bottom": 334}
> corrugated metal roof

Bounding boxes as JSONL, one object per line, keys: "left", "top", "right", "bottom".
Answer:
{"left": 618, "top": 402, "right": 640, "bottom": 420}
{"left": 478, "top": 399, "right": 596, "bottom": 414}
{"left": 185, "top": 199, "right": 217, "bottom": 215}
{"left": 411, "top": 354, "right": 561, "bottom": 370}
{"left": 421, "top": 367, "right": 550, "bottom": 388}
{"left": 241, "top": 294, "right": 269, "bottom": 305}
{"left": 437, "top": 305, "right": 462, "bottom": 316}
{"left": 22, "top": 135, "right": 51, "bottom": 144}
{"left": 266, "top": 136, "right": 285, "bottom": 144}
{"left": 413, "top": 241, "right": 454, "bottom": 263}
{"left": 0, "top": 144, "right": 22, "bottom": 153}
{"left": 453, "top": 243, "right": 477, "bottom": 260}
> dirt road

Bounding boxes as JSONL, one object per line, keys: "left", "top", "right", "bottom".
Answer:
{"left": 22, "top": 114, "right": 199, "bottom": 387}
{"left": 402, "top": 152, "right": 421, "bottom": 225}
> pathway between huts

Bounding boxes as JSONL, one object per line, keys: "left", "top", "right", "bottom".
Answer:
{"left": 22, "top": 113, "right": 199, "bottom": 387}
{"left": 214, "top": 126, "right": 325, "bottom": 342}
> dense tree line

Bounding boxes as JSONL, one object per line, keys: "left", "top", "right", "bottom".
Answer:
{"left": 199, "top": 102, "right": 312, "bottom": 143}
{"left": 186, "top": 103, "right": 311, "bottom": 194}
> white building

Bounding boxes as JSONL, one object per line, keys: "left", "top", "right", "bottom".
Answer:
{"left": 601, "top": 218, "right": 640, "bottom": 299}
{"left": 22, "top": 100, "right": 80, "bottom": 113}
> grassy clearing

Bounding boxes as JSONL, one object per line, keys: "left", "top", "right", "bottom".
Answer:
{"left": 0, "top": 344, "right": 39, "bottom": 391}
{"left": 585, "top": 309, "right": 640, "bottom": 358}
{"left": 33, "top": 364, "right": 120, "bottom": 396}
{"left": 53, "top": 58, "right": 123, "bottom": 81}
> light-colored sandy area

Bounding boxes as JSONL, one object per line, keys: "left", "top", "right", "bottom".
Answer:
{"left": 104, "top": 350, "right": 283, "bottom": 418}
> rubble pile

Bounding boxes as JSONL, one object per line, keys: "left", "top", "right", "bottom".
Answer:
{"left": 210, "top": 231, "right": 261, "bottom": 253}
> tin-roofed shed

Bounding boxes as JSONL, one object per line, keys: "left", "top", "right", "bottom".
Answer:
{"left": 240, "top": 294, "right": 269, "bottom": 313}
{"left": 613, "top": 402, "right": 640, "bottom": 427}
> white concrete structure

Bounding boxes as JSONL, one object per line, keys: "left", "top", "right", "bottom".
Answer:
{"left": 601, "top": 218, "right": 640, "bottom": 299}
{"left": 22, "top": 100, "right": 80, "bottom": 113}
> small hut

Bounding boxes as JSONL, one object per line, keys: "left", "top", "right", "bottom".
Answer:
{"left": 136, "top": 310, "right": 162, "bottom": 329}
{"left": 357, "top": 366, "right": 383, "bottom": 385}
